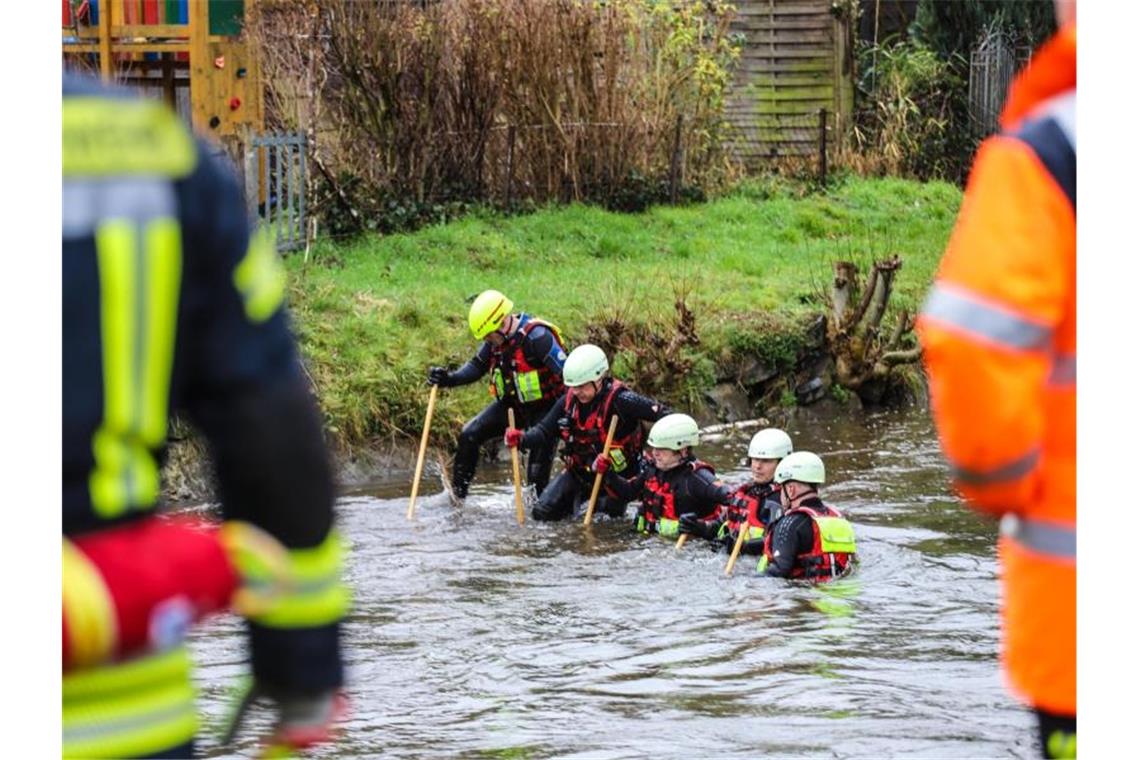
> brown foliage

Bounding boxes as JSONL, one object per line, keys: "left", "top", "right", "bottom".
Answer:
{"left": 248, "top": 0, "right": 741, "bottom": 223}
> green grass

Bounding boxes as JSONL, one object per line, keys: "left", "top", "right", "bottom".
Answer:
{"left": 284, "top": 175, "right": 961, "bottom": 447}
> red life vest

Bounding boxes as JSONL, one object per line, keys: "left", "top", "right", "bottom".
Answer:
{"left": 639, "top": 459, "right": 721, "bottom": 536}
{"left": 487, "top": 317, "right": 567, "bottom": 406}
{"left": 727, "top": 481, "right": 777, "bottom": 533}
{"left": 762, "top": 501, "right": 856, "bottom": 581}
{"left": 560, "top": 379, "right": 644, "bottom": 476}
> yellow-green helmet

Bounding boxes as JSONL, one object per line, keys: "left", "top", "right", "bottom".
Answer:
{"left": 468, "top": 290, "right": 514, "bottom": 339}
{"left": 646, "top": 413, "right": 700, "bottom": 451}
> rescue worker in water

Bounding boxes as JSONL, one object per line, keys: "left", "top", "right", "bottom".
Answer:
{"left": 428, "top": 289, "right": 568, "bottom": 503}
{"left": 757, "top": 451, "right": 857, "bottom": 581}
{"left": 505, "top": 344, "right": 671, "bottom": 521}
{"left": 678, "top": 427, "right": 792, "bottom": 551}
{"left": 599, "top": 413, "right": 738, "bottom": 538}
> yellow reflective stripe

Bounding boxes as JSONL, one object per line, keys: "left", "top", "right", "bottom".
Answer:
{"left": 252, "top": 583, "right": 352, "bottom": 628}
{"left": 746, "top": 524, "right": 765, "bottom": 541}
{"left": 1046, "top": 729, "right": 1077, "bottom": 759}
{"left": 491, "top": 368, "right": 506, "bottom": 398}
{"left": 658, "top": 518, "right": 680, "bottom": 538}
{"left": 233, "top": 228, "right": 286, "bottom": 323}
{"left": 64, "top": 647, "right": 191, "bottom": 702}
{"left": 63, "top": 97, "right": 197, "bottom": 178}
{"left": 89, "top": 217, "right": 182, "bottom": 517}
{"left": 757, "top": 555, "right": 770, "bottom": 573}
{"left": 96, "top": 222, "right": 136, "bottom": 437}
{"left": 62, "top": 540, "right": 118, "bottom": 667}
{"left": 141, "top": 218, "right": 182, "bottom": 443}
{"left": 516, "top": 370, "right": 542, "bottom": 402}
{"left": 64, "top": 647, "right": 197, "bottom": 759}
{"left": 91, "top": 221, "right": 138, "bottom": 518}
{"left": 233, "top": 531, "right": 351, "bottom": 629}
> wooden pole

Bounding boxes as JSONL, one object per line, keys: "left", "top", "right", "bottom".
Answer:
{"left": 507, "top": 407, "right": 525, "bottom": 526}
{"left": 406, "top": 385, "right": 439, "bottom": 520}
{"left": 188, "top": 0, "right": 210, "bottom": 134}
{"left": 582, "top": 415, "right": 620, "bottom": 526}
{"left": 98, "top": 0, "right": 114, "bottom": 82}
{"left": 674, "top": 533, "right": 688, "bottom": 551}
{"left": 669, "top": 114, "right": 683, "bottom": 204}
{"left": 818, "top": 108, "right": 828, "bottom": 187}
{"left": 505, "top": 124, "right": 516, "bottom": 207}
{"left": 724, "top": 522, "right": 750, "bottom": 576}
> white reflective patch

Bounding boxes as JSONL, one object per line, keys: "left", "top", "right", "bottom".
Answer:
{"left": 64, "top": 176, "right": 177, "bottom": 240}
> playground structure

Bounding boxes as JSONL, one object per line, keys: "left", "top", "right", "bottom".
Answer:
{"left": 61, "top": 1, "right": 264, "bottom": 149}
{"left": 62, "top": 2, "right": 312, "bottom": 251}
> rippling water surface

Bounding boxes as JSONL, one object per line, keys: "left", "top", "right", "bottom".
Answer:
{"left": 191, "top": 405, "right": 1037, "bottom": 758}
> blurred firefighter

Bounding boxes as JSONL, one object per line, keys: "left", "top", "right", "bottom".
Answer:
{"left": 917, "top": 3, "right": 1076, "bottom": 756}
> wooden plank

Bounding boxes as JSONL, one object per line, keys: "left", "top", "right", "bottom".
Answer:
{"left": 733, "top": 75, "right": 834, "bottom": 88}
{"left": 737, "top": 48, "right": 835, "bottom": 59}
{"left": 734, "top": 60, "right": 834, "bottom": 73}
{"left": 732, "top": 4, "right": 831, "bottom": 17}
{"left": 731, "top": 87, "right": 836, "bottom": 99}
{"left": 732, "top": 30, "right": 832, "bottom": 44}
{"left": 67, "top": 23, "right": 190, "bottom": 38}
{"left": 730, "top": 18, "right": 833, "bottom": 32}
{"left": 738, "top": 89, "right": 835, "bottom": 101}
{"left": 65, "top": 41, "right": 192, "bottom": 53}
{"left": 731, "top": 147, "right": 819, "bottom": 154}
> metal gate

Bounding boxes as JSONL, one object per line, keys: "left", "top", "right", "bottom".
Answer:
{"left": 244, "top": 133, "right": 307, "bottom": 252}
{"left": 969, "top": 29, "right": 1032, "bottom": 138}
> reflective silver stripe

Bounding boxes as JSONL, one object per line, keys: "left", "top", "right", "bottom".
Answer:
{"left": 1001, "top": 514, "right": 1075, "bottom": 560}
{"left": 63, "top": 177, "right": 177, "bottom": 240}
{"left": 1048, "top": 352, "right": 1076, "bottom": 387}
{"left": 921, "top": 284, "right": 1051, "bottom": 351}
{"left": 950, "top": 448, "right": 1040, "bottom": 486}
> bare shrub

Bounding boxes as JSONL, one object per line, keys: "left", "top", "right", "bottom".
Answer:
{"left": 248, "top": 0, "right": 741, "bottom": 232}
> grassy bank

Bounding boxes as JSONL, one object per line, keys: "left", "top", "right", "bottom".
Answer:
{"left": 284, "top": 175, "right": 961, "bottom": 449}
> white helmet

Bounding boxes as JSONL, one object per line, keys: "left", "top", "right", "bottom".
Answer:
{"left": 647, "top": 413, "right": 700, "bottom": 451}
{"left": 774, "top": 451, "right": 826, "bottom": 485}
{"left": 748, "top": 428, "right": 793, "bottom": 459}
{"left": 563, "top": 344, "right": 609, "bottom": 387}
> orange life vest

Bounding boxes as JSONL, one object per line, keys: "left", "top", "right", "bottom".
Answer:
{"left": 916, "top": 24, "right": 1075, "bottom": 716}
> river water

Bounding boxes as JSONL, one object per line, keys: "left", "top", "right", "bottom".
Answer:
{"left": 190, "top": 405, "right": 1038, "bottom": 758}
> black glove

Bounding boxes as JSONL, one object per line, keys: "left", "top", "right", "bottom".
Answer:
{"left": 740, "top": 537, "right": 767, "bottom": 556}
{"left": 427, "top": 366, "right": 453, "bottom": 387}
{"left": 678, "top": 513, "right": 718, "bottom": 540}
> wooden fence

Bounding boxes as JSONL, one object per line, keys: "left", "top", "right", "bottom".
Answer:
{"left": 725, "top": 0, "right": 854, "bottom": 166}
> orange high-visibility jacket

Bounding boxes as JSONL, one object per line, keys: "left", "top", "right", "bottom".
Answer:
{"left": 917, "top": 25, "right": 1075, "bottom": 717}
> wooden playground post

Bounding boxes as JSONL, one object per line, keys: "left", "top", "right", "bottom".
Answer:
{"left": 188, "top": 0, "right": 210, "bottom": 134}
{"left": 98, "top": 0, "right": 113, "bottom": 82}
